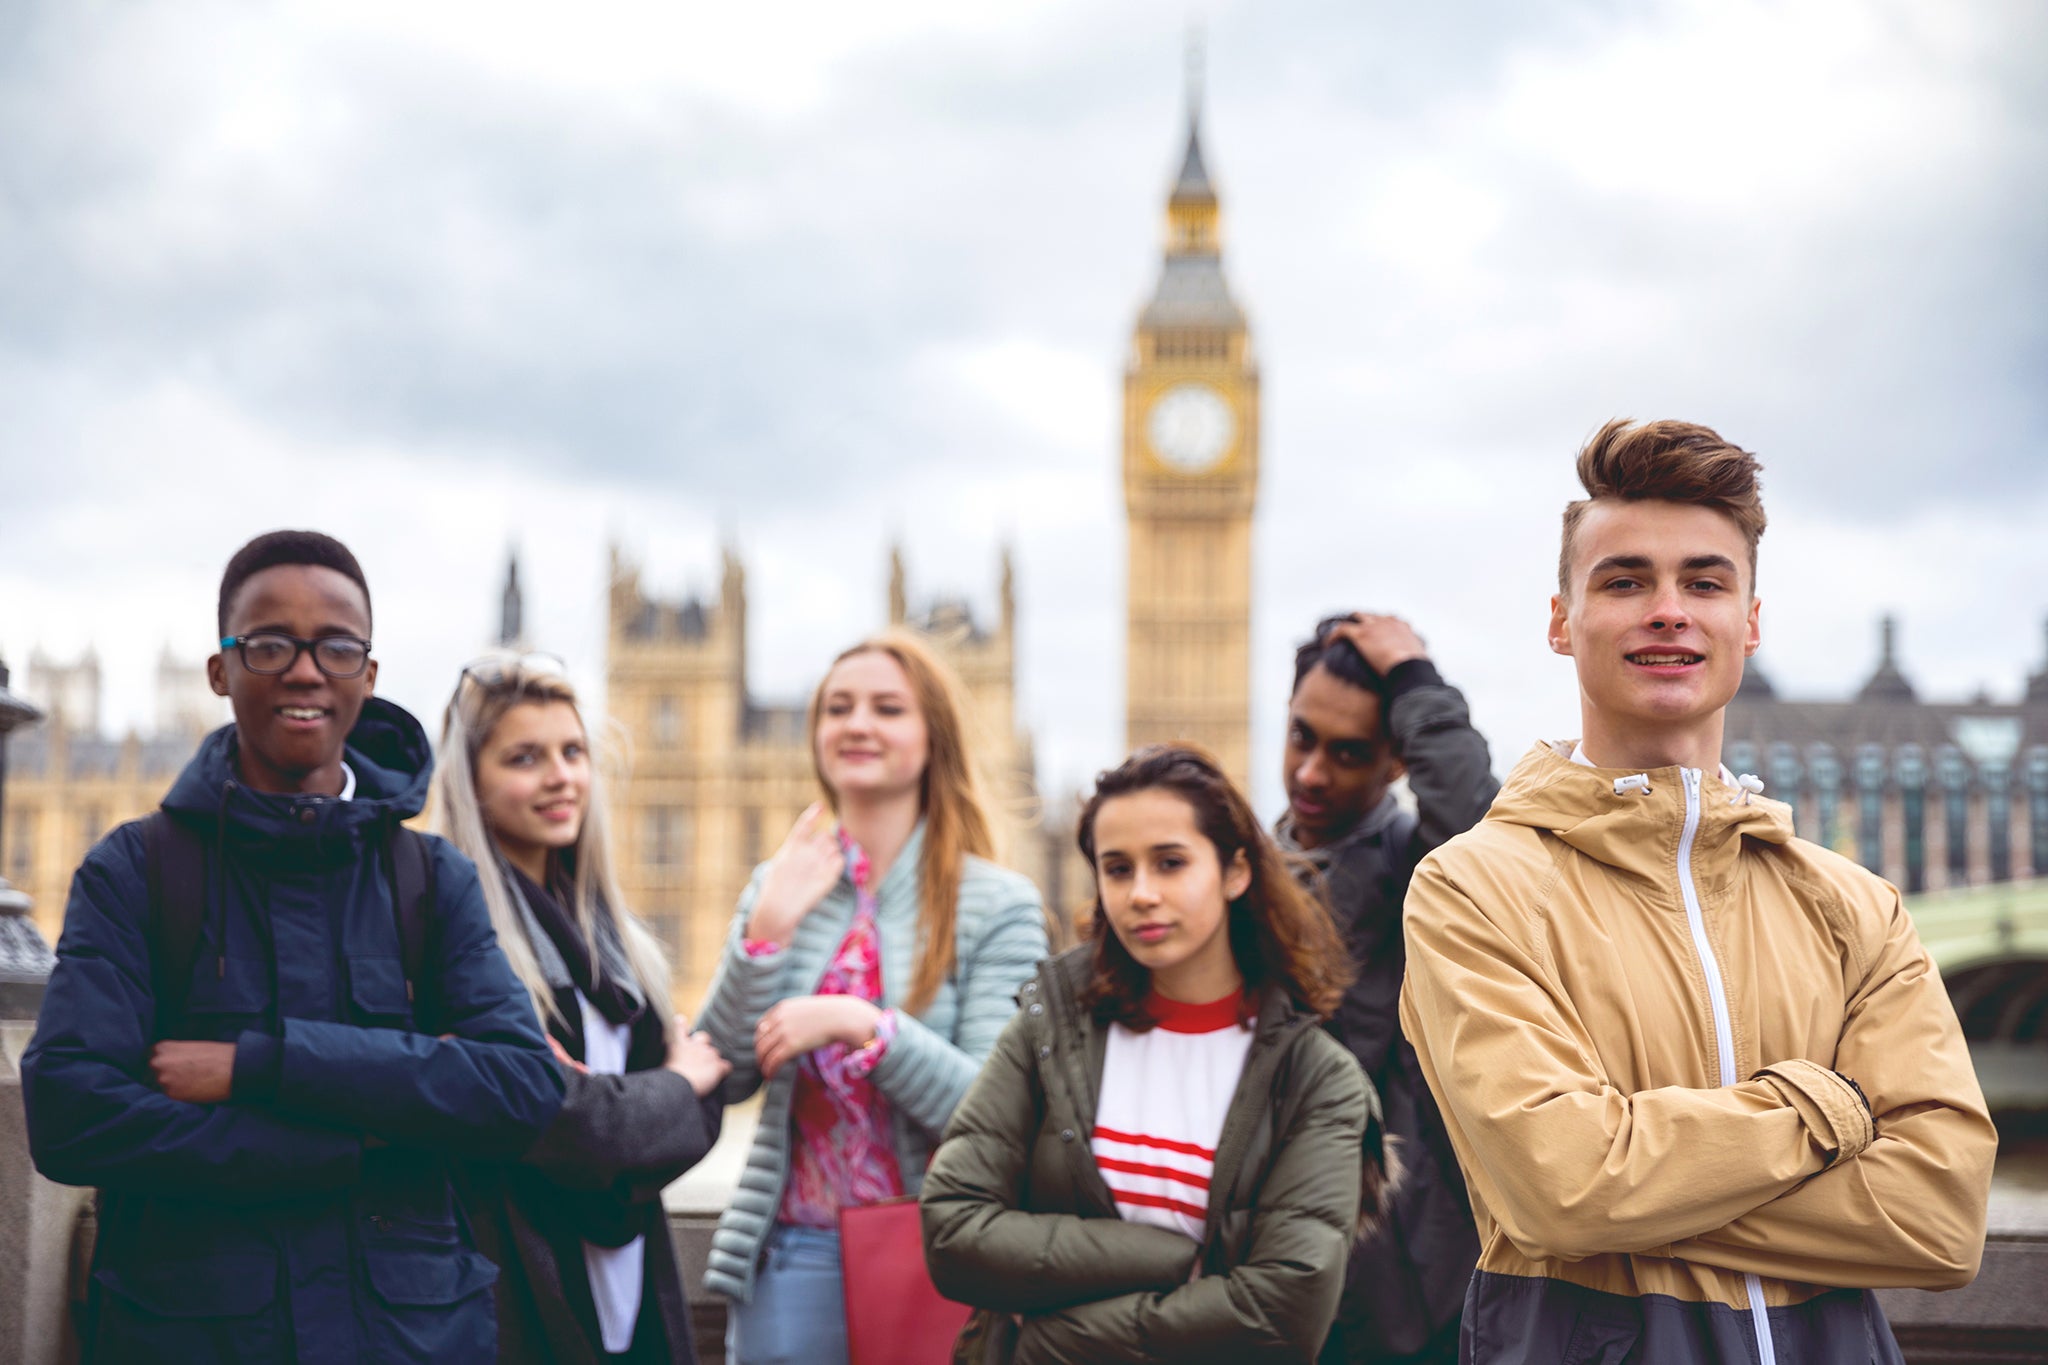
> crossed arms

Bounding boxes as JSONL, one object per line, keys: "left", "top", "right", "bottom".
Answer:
{"left": 1398, "top": 860, "right": 1996, "bottom": 1289}
{"left": 24, "top": 831, "right": 564, "bottom": 1200}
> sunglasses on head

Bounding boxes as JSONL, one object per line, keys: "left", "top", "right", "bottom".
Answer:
{"left": 459, "top": 650, "right": 569, "bottom": 689}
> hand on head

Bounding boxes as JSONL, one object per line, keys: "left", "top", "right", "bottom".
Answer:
{"left": 1327, "top": 613, "right": 1428, "bottom": 677}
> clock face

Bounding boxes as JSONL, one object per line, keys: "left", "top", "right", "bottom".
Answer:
{"left": 1146, "top": 383, "right": 1236, "bottom": 473}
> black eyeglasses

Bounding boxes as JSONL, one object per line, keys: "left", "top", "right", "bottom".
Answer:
{"left": 220, "top": 633, "right": 373, "bottom": 678}
{"left": 459, "top": 651, "right": 568, "bottom": 689}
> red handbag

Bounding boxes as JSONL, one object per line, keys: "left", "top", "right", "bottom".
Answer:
{"left": 839, "top": 1196, "right": 975, "bottom": 1365}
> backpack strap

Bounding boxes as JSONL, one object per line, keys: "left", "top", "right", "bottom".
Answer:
{"left": 141, "top": 810, "right": 209, "bottom": 1037}
{"left": 386, "top": 826, "right": 437, "bottom": 1028}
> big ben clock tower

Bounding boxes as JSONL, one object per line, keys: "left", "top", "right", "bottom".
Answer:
{"left": 1123, "top": 89, "right": 1259, "bottom": 787}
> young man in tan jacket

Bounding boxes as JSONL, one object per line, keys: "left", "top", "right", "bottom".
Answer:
{"left": 1399, "top": 420, "right": 1996, "bottom": 1364}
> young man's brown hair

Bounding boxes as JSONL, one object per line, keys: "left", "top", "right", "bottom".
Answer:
{"left": 1558, "top": 418, "right": 1768, "bottom": 595}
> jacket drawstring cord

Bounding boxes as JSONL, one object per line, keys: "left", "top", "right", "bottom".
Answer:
{"left": 1734, "top": 773, "right": 1766, "bottom": 806}
{"left": 212, "top": 782, "right": 233, "bottom": 981}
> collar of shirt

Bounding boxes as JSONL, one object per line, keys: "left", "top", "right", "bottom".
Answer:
{"left": 1567, "top": 742, "right": 1738, "bottom": 787}
{"left": 1274, "top": 790, "right": 1405, "bottom": 871}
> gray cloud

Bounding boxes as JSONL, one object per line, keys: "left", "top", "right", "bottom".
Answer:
{"left": 1, "top": 0, "right": 2042, "bottom": 813}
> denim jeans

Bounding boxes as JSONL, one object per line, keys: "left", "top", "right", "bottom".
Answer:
{"left": 728, "top": 1224, "right": 848, "bottom": 1365}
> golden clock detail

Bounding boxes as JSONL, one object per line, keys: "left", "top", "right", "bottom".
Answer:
{"left": 1147, "top": 383, "right": 1236, "bottom": 472}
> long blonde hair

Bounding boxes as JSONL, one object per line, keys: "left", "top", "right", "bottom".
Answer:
{"left": 432, "top": 654, "right": 670, "bottom": 1031}
{"left": 809, "top": 629, "right": 994, "bottom": 1016}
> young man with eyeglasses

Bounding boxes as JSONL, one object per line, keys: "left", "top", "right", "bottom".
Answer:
{"left": 1276, "top": 613, "right": 1497, "bottom": 1365}
{"left": 24, "top": 529, "right": 565, "bottom": 1364}
{"left": 1399, "top": 421, "right": 1995, "bottom": 1363}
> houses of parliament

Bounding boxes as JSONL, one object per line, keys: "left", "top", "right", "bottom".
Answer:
{"left": 1, "top": 95, "right": 1265, "bottom": 1009}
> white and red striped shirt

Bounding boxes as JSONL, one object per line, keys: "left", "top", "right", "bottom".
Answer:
{"left": 1091, "top": 988, "right": 1254, "bottom": 1241}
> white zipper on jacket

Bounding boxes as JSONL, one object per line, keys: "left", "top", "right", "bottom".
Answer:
{"left": 1676, "top": 768, "right": 1777, "bottom": 1365}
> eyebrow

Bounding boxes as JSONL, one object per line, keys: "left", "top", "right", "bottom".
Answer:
{"left": 1097, "top": 840, "right": 1192, "bottom": 858}
{"left": 237, "top": 620, "right": 365, "bottom": 637}
{"left": 1586, "top": 553, "right": 1738, "bottom": 579}
{"left": 826, "top": 689, "right": 909, "bottom": 702}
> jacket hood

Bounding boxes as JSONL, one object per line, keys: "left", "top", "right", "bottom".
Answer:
{"left": 1485, "top": 740, "right": 1793, "bottom": 893}
{"left": 162, "top": 696, "right": 435, "bottom": 855}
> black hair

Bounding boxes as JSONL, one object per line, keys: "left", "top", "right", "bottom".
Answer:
{"left": 1290, "top": 614, "right": 1382, "bottom": 698}
{"left": 218, "top": 530, "right": 373, "bottom": 636}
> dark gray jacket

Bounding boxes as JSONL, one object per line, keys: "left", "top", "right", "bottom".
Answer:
{"left": 460, "top": 1011, "right": 722, "bottom": 1363}
{"left": 1280, "top": 661, "right": 1496, "bottom": 1360}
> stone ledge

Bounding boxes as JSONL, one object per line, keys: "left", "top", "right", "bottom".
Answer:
{"left": 1878, "top": 1232, "right": 2048, "bottom": 1362}
{"left": 666, "top": 1212, "right": 2048, "bottom": 1365}
{"left": 33, "top": 1196, "right": 2048, "bottom": 1365}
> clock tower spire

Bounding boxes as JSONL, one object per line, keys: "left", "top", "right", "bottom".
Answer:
{"left": 1122, "top": 69, "right": 1260, "bottom": 787}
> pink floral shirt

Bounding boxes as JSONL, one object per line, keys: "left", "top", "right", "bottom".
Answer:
{"left": 774, "top": 836, "right": 904, "bottom": 1227}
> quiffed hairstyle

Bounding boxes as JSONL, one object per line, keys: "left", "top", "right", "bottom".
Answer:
{"left": 809, "top": 629, "right": 999, "bottom": 1017}
{"left": 218, "top": 530, "right": 373, "bottom": 635}
{"left": 1291, "top": 614, "right": 1383, "bottom": 697}
{"left": 1077, "top": 744, "right": 1351, "bottom": 1029}
{"left": 432, "top": 654, "right": 669, "bottom": 1030}
{"left": 1559, "top": 418, "right": 1767, "bottom": 596}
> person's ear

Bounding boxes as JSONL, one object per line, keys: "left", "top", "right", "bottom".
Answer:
{"left": 207, "top": 652, "right": 229, "bottom": 697}
{"left": 1223, "top": 849, "right": 1252, "bottom": 902}
{"left": 364, "top": 657, "right": 378, "bottom": 696}
{"left": 1744, "top": 596, "right": 1761, "bottom": 657}
{"left": 1548, "top": 593, "right": 1573, "bottom": 657}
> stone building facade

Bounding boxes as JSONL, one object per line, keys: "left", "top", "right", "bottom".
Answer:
{"left": 2, "top": 651, "right": 222, "bottom": 945}
{"left": 1724, "top": 616, "right": 2048, "bottom": 894}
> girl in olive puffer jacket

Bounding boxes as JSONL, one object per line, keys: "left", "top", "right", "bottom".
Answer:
{"left": 922, "top": 744, "right": 1396, "bottom": 1364}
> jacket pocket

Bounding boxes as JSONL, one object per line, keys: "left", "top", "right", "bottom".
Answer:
{"left": 180, "top": 955, "right": 271, "bottom": 1035}
{"left": 92, "top": 1252, "right": 281, "bottom": 1362}
{"left": 361, "top": 1245, "right": 500, "bottom": 1362}
{"left": 349, "top": 955, "right": 414, "bottom": 1028}
{"left": 1561, "top": 1303, "right": 1642, "bottom": 1365}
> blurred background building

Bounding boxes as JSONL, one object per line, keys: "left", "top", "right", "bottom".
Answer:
{"left": 3, "top": 650, "right": 222, "bottom": 946}
{"left": 1122, "top": 100, "right": 1259, "bottom": 791}
{"left": 1726, "top": 615, "right": 2048, "bottom": 893}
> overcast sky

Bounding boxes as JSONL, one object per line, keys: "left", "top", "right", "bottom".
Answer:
{"left": 2, "top": 0, "right": 2043, "bottom": 816}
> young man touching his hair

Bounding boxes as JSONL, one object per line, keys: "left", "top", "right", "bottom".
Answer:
{"left": 1399, "top": 421, "right": 1995, "bottom": 1364}
{"left": 24, "top": 530, "right": 564, "bottom": 1364}
{"left": 1277, "top": 614, "right": 1495, "bottom": 1365}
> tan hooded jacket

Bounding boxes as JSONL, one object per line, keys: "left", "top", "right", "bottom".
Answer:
{"left": 1399, "top": 742, "right": 1996, "bottom": 1363}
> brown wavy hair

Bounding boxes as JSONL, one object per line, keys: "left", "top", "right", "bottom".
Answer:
{"left": 1076, "top": 744, "right": 1350, "bottom": 1029}
{"left": 808, "top": 629, "right": 996, "bottom": 1016}
{"left": 1559, "top": 417, "right": 1767, "bottom": 597}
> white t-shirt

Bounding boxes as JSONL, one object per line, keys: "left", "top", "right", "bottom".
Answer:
{"left": 1090, "top": 989, "right": 1254, "bottom": 1241}
{"left": 577, "top": 992, "right": 645, "bottom": 1353}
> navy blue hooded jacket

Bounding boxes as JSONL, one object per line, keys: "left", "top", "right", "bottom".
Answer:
{"left": 22, "top": 697, "right": 566, "bottom": 1364}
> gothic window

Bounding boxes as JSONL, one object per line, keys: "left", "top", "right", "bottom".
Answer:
{"left": 654, "top": 696, "right": 681, "bottom": 747}
{"left": 646, "top": 807, "right": 691, "bottom": 876}
{"left": 80, "top": 806, "right": 106, "bottom": 847}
